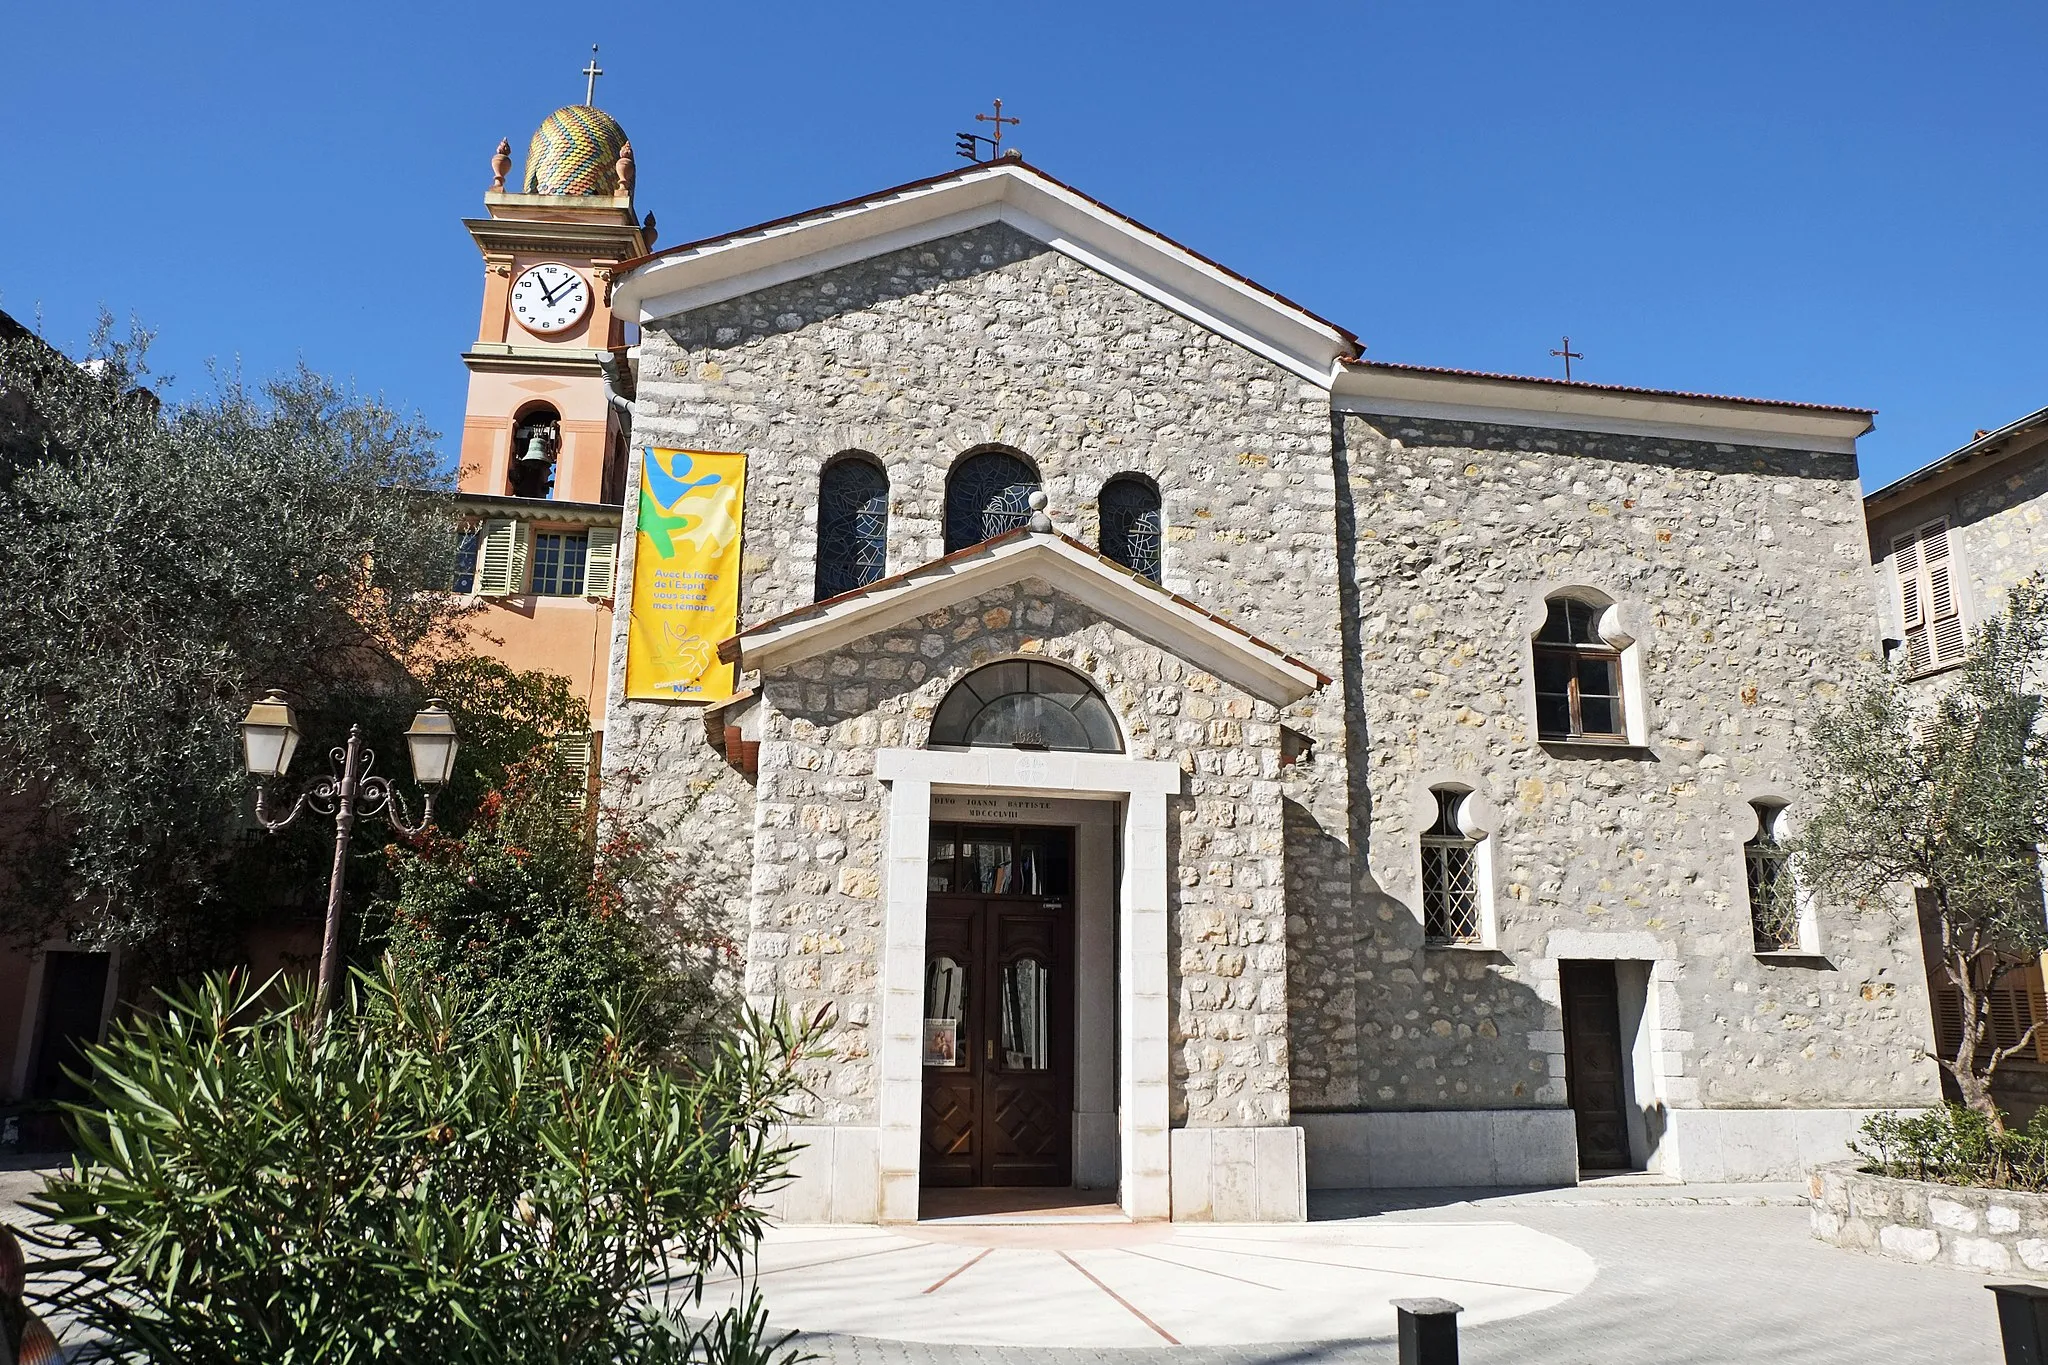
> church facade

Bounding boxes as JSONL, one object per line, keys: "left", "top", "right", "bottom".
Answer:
{"left": 586, "top": 155, "right": 1941, "bottom": 1222}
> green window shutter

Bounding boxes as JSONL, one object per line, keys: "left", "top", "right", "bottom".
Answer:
{"left": 476, "top": 519, "right": 525, "bottom": 596}
{"left": 584, "top": 526, "right": 620, "bottom": 599}
{"left": 553, "top": 731, "right": 594, "bottom": 811}
{"left": 509, "top": 522, "right": 531, "bottom": 595}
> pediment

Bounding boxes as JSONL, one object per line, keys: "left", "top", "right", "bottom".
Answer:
{"left": 719, "top": 530, "right": 1327, "bottom": 708}
{"left": 610, "top": 160, "right": 1359, "bottom": 387}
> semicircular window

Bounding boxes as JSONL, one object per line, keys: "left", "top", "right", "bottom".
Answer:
{"left": 929, "top": 661, "right": 1122, "bottom": 753}
{"left": 815, "top": 455, "right": 889, "bottom": 600}
{"left": 1098, "top": 475, "right": 1162, "bottom": 582}
{"left": 945, "top": 450, "right": 1041, "bottom": 553}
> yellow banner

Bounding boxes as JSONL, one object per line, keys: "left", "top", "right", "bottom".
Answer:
{"left": 625, "top": 448, "right": 747, "bottom": 703}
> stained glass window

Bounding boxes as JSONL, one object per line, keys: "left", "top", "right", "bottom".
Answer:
{"left": 928, "top": 661, "right": 1121, "bottom": 753}
{"left": 1099, "top": 475, "right": 1163, "bottom": 582}
{"left": 815, "top": 456, "right": 889, "bottom": 601}
{"left": 945, "top": 450, "right": 1040, "bottom": 553}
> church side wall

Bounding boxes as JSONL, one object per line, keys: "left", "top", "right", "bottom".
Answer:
{"left": 608, "top": 224, "right": 1348, "bottom": 1126}
{"left": 1329, "top": 412, "right": 1940, "bottom": 1129}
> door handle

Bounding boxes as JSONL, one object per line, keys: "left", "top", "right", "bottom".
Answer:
{"left": 987, "top": 1037, "right": 995, "bottom": 1063}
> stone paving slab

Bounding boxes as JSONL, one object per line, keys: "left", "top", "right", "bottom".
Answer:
{"left": 769, "top": 1204, "right": 2005, "bottom": 1364}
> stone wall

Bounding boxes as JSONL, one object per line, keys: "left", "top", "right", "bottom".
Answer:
{"left": 1318, "top": 412, "right": 1940, "bottom": 1122}
{"left": 742, "top": 577, "right": 1290, "bottom": 1127}
{"left": 1811, "top": 1160, "right": 2048, "bottom": 1275}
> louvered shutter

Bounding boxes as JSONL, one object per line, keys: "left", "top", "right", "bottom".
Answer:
{"left": 476, "top": 519, "right": 519, "bottom": 596}
{"left": 584, "top": 526, "right": 620, "bottom": 599}
{"left": 1923, "top": 519, "right": 1967, "bottom": 667}
{"left": 553, "top": 731, "right": 593, "bottom": 811}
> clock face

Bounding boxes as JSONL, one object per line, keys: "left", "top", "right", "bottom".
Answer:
{"left": 509, "top": 262, "right": 591, "bottom": 335}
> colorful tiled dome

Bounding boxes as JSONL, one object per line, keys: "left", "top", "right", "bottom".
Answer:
{"left": 523, "top": 105, "right": 629, "bottom": 196}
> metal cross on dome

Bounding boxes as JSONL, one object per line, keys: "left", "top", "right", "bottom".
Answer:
{"left": 582, "top": 45, "right": 603, "bottom": 104}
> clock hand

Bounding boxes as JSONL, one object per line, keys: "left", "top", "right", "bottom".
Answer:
{"left": 542, "top": 273, "right": 584, "bottom": 306}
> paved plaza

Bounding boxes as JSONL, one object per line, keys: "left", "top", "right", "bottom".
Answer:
{"left": 739, "top": 1189, "right": 2008, "bottom": 1365}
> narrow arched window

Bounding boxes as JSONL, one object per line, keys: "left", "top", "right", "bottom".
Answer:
{"left": 1421, "top": 789, "right": 1483, "bottom": 946}
{"left": 1099, "top": 475, "right": 1162, "bottom": 582}
{"left": 929, "top": 660, "right": 1121, "bottom": 753}
{"left": 815, "top": 455, "right": 889, "bottom": 601}
{"left": 1746, "top": 802, "right": 1802, "bottom": 952}
{"left": 1533, "top": 597, "right": 1624, "bottom": 741}
{"left": 945, "top": 449, "right": 1040, "bottom": 553}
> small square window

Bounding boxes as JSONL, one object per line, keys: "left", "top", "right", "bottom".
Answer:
{"left": 531, "top": 532, "right": 587, "bottom": 596}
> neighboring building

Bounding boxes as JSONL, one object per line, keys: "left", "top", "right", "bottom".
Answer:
{"left": 1865, "top": 406, "right": 2048, "bottom": 1117}
{"left": 591, "top": 156, "right": 1943, "bottom": 1222}
{"left": 444, "top": 101, "right": 654, "bottom": 791}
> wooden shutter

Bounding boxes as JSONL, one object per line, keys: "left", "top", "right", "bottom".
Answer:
{"left": 1895, "top": 519, "right": 1966, "bottom": 673}
{"left": 584, "top": 526, "right": 620, "bottom": 599}
{"left": 553, "top": 731, "right": 594, "bottom": 811}
{"left": 473, "top": 519, "right": 516, "bottom": 593}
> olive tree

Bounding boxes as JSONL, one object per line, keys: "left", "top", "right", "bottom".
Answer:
{"left": 0, "top": 319, "right": 470, "bottom": 971}
{"left": 1795, "top": 577, "right": 2048, "bottom": 1128}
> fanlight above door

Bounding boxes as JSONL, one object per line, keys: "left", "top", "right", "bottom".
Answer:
{"left": 928, "top": 661, "right": 1122, "bottom": 754}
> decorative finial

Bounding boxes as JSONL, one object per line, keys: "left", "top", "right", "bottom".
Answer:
{"left": 614, "top": 141, "right": 635, "bottom": 197}
{"left": 490, "top": 138, "right": 511, "bottom": 191}
{"left": 582, "top": 44, "right": 603, "bottom": 105}
{"left": 642, "top": 209, "right": 658, "bottom": 247}
{"left": 1026, "top": 488, "right": 1053, "bottom": 534}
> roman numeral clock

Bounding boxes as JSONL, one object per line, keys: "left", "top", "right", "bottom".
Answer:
{"left": 509, "top": 262, "right": 591, "bottom": 335}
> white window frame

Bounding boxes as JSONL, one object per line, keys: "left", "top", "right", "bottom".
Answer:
{"left": 1745, "top": 800, "right": 1820, "bottom": 957}
{"left": 1416, "top": 785, "right": 1497, "bottom": 949}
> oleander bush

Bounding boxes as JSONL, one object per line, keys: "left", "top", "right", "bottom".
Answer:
{"left": 21, "top": 964, "right": 821, "bottom": 1364}
{"left": 1854, "top": 1103, "right": 2048, "bottom": 1191}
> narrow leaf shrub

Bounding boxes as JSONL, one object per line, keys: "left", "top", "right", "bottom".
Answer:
{"left": 1854, "top": 1104, "right": 2048, "bottom": 1191}
{"left": 24, "top": 964, "right": 820, "bottom": 1364}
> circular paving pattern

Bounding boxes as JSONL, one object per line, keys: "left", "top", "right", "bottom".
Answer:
{"left": 703, "top": 1218, "right": 1598, "bottom": 1347}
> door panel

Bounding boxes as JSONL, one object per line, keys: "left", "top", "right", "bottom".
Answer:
{"left": 1560, "top": 960, "right": 1632, "bottom": 1171}
{"left": 920, "top": 889, "right": 1073, "bottom": 1188}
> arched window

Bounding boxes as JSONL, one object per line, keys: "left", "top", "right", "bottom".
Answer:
{"left": 509, "top": 404, "right": 561, "bottom": 499}
{"left": 1533, "top": 596, "right": 1625, "bottom": 742}
{"left": 1745, "top": 802, "right": 1803, "bottom": 952}
{"left": 1098, "top": 475, "right": 1162, "bottom": 582}
{"left": 929, "top": 660, "right": 1121, "bottom": 753}
{"left": 945, "top": 449, "right": 1040, "bottom": 553}
{"left": 815, "top": 455, "right": 889, "bottom": 600}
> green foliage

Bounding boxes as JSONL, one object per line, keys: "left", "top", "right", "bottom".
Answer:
{"left": 379, "top": 762, "right": 730, "bottom": 1057}
{"left": 0, "top": 319, "right": 468, "bottom": 968}
{"left": 1854, "top": 1103, "right": 2048, "bottom": 1191}
{"left": 24, "top": 965, "right": 820, "bottom": 1364}
{"left": 418, "top": 655, "right": 590, "bottom": 829}
{"left": 1796, "top": 576, "right": 2048, "bottom": 1120}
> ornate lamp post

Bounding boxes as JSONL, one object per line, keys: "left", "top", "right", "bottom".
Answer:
{"left": 239, "top": 690, "right": 459, "bottom": 1015}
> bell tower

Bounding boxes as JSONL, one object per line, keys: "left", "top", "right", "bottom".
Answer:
{"left": 458, "top": 92, "right": 654, "bottom": 506}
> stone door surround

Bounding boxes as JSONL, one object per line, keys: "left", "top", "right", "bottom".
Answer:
{"left": 875, "top": 746, "right": 1180, "bottom": 1221}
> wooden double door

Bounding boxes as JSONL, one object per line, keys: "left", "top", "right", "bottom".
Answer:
{"left": 920, "top": 893, "right": 1074, "bottom": 1187}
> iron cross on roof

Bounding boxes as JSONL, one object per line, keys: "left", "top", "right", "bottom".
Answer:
{"left": 957, "top": 98, "right": 1021, "bottom": 162}
{"left": 1550, "top": 335, "right": 1584, "bottom": 382}
{"left": 582, "top": 45, "right": 603, "bottom": 104}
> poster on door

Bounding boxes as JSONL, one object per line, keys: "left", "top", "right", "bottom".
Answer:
{"left": 625, "top": 448, "right": 747, "bottom": 703}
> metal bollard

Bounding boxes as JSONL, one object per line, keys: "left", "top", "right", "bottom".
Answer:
{"left": 1392, "top": 1296, "right": 1463, "bottom": 1365}
{"left": 1991, "top": 1283, "right": 2048, "bottom": 1365}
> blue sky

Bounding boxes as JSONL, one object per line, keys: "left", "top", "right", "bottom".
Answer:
{"left": 3, "top": 2, "right": 2042, "bottom": 486}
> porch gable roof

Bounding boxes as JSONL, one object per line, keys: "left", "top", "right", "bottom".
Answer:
{"left": 719, "top": 529, "right": 1329, "bottom": 707}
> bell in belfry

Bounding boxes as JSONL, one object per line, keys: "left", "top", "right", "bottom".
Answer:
{"left": 519, "top": 428, "right": 552, "bottom": 467}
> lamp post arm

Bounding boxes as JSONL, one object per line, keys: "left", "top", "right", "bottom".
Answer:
{"left": 251, "top": 782, "right": 315, "bottom": 832}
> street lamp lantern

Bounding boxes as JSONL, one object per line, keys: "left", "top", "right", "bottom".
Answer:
{"left": 404, "top": 699, "right": 460, "bottom": 788}
{"left": 243, "top": 690, "right": 459, "bottom": 1015}
{"left": 239, "top": 689, "right": 301, "bottom": 779}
